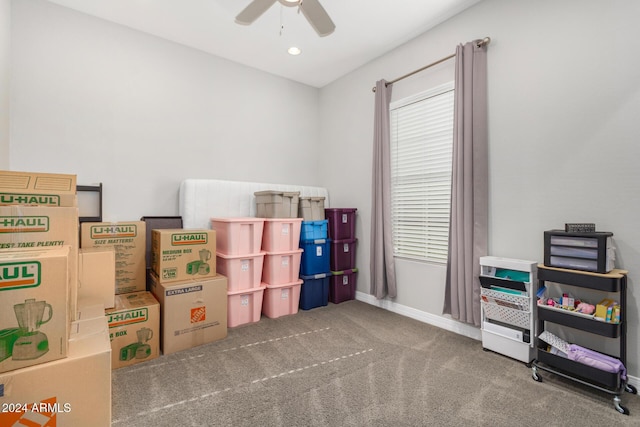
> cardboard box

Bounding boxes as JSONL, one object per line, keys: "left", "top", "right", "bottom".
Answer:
{"left": 0, "top": 316, "right": 111, "bottom": 427}
{"left": 594, "top": 298, "right": 616, "bottom": 321}
{"left": 78, "top": 247, "right": 115, "bottom": 309}
{"left": 105, "top": 291, "right": 159, "bottom": 369}
{"left": 76, "top": 297, "right": 108, "bottom": 322}
{"left": 151, "top": 229, "right": 216, "bottom": 283}
{"left": 0, "top": 205, "right": 80, "bottom": 320}
{"left": 81, "top": 221, "right": 146, "bottom": 294}
{"left": 0, "top": 170, "right": 77, "bottom": 207}
{"left": 149, "top": 272, "right": 227, "bottom": 355}
{"left": 0, "top": 247, "right": 70, "bottom": 374}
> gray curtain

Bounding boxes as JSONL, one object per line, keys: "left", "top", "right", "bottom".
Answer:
{"left": 370, "top": 79, "right": 397, "bottom": 299}
{"left": 443, "top": 41, "right": 488, "bottom": 326}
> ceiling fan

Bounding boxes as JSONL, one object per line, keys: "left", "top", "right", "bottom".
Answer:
{"left": 235, "top": 0, "right": 336, "bottom": 37}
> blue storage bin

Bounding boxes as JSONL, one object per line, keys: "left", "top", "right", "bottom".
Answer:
{"left": 299, "top": 272, "right": 330, "bottom": 310}
{"left": 300, "top": 220, "right": 328, "bottom": 241}
{"left": 299, "top": 238, "right": 331, "bottom": 275}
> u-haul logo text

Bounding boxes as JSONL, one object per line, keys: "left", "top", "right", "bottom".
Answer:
{"left": 107, "top": 308, "right": 148, "bottom": 328}
{"left": 90, "top": 224, "right": 137, "bottom": 239}
{"left": 191, "top": 306, "right": 206, "bottom": 323}
{"left": 0, "top": 216, "right": 49, "bottom": 233}
{"left": 0, "top": 261, "right": 41, "bottom": 291}
{"left": 0, "top": 193, "right": 60, "bottom": 206}
{"left": 171, "top": 233, "right": 207, "bottom": 246}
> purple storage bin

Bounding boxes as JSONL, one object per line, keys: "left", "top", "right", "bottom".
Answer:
{"left": 330, "top": 268, "right": 357, "bottom": 304}
{"left": 330, "top": 238, "right": 357, "bottom": 271}
{"left": 325, "top": 208, "right": 357, "bottom": 240}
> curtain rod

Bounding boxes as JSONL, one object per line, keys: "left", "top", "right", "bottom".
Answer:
{"left": 371, "top": 37, "right": 491, "bottom": 92}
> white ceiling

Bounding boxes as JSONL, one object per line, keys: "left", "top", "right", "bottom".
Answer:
{"left": 46, "top": 0, "right": 483, "bottom": 88}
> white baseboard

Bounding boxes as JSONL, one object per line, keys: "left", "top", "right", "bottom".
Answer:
{"left": 355, "top": 291, "right": 482, "bottom": 341}
{"left": 354, "top": 291, "right": 639, "bottom": 390}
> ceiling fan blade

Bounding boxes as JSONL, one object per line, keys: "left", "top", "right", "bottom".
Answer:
{"left": 299, "top": 0, "right": 335, "bottom": 37}
{"left": 235, "top": 0, "right": 278, "bottom": 25}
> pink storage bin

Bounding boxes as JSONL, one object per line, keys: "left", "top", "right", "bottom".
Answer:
{"left": 262, "top": 248, "right": 303, "bottom": 286}
{"left": 262, "top": 280, "right": 302, "bottom": 319}
{"left": 216, "top": 251, "right": 265, "bottom": 291}
{"left": 227, "top": 285, "right": 265, "bottom": 327}
{"left": 261, "top": 218, "right": 303, "bottom": 252}
{"left": 211, "top": 217, "right": 264, "bottom": 255}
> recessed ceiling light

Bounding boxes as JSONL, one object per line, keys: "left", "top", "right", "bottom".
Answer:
{"left": 288, "top": 46, "right": 301, "bottom": 56}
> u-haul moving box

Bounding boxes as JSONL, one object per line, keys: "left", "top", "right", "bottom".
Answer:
{"left": 149, "top": 272, "right": 227, "bottom": 355}
{"left": 81, "top": 221, "right": 146, "bottom": 294}
{"left": 0, "top": 316, "right": 111, "bottom": 427}
{"left": 0, "top": 206, "right": 80, "bottom": 320}
{"left": 151, "top": 229, "right": 216, "bottom": 283}
{"left": 0, "top": 170, "right": 77, "bottom": 208}
{"left": 78, "top": 247, "right": 115, "bottom": 309}
{"left": 0, "top": 246, "right": 70, "bottom": 374}
{"left": 105, "top": 291, "right": 159, "bottom": 369}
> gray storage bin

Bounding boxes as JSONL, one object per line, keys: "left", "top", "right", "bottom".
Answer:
{"left": 254, "top": 190, "right": 300, "bottom": 218}
{"left": 298, "top": 196, "right": 326, "bottom": 220}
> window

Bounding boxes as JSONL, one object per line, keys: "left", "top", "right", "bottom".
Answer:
{"left": 389, "top": 82, "right": 454, "bottom": 263}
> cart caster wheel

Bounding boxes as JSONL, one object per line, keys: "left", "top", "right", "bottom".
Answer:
{"left": 615, "top": 405, "right": 629, "bottom": 415}
{"left": 625, "top": 384, "right": 637, "bottom": 394}
{"left": 532, "top": 372, "right": 542, "bottom": 382}
{"left": 614, "top": 396, "right": 630, "bottom": 415}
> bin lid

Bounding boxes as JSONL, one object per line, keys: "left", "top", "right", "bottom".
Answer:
{"left": 331, "top": 268, "right": 358, "bottom": 275}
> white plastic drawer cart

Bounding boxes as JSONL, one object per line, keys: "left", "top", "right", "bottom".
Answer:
{"left": 479, "top": 256, "right": 537, "bottom": 364}
{"left": 531, "top": 265, "right": 637, "bottom": 415}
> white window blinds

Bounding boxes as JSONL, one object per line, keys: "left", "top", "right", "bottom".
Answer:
{"left": 389, "top": 82, "right": 454, "bottom": 263}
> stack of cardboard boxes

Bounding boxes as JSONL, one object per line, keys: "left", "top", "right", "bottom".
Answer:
{"left": 148, "top": 229, "right": 227, "bottom": 355}
{"left": 0, "top": 170, "right": 111, "bottom": 427}
{"left": 80, "top": 220, "right": 162, "bottom": 369}
{"left": 0, "top": 170, "right": 232, "bottom": 425}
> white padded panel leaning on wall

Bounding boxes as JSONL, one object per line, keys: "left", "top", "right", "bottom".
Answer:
{"left": 179, "top": 179, "right": 329, "bottom": 229}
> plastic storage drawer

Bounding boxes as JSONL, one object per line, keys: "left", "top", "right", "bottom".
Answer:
{"left": 325, "top": 208, "right": 357, "bottom": 240}
{"left": 262, "top": 280, "right": 302, "bottom": 319}
{"left": 330, "top": 268, "right": 357, "bottom": 304}
{"left": 262, "top": 248, "right": 303, "bottom": 286}
{"left": 210, "top": 217, "right": 264, "bottom": 255}
{"left": 299, "top": 239, "right": 331, "bottom": 276}
{"left": 543, "top": 230, "right": 614, "bottom": 273}
{"left": 227, "top": 285, "right": 265, "bottom": 327}
{"left": 216, "top": 252, "right": 265, "bottom": 291}
{"left": 299, "top": 272, "right": 330, "bottom": 310}
{"left": 262, "top": 218, "right": 303, "bottom": 252}
{"left": 300, "top": 220, "right": 328, "bottom": 241}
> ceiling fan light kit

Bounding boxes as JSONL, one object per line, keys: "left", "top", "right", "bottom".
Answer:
{"left": 236, "top": 0, "right": 335, "bottom": 37}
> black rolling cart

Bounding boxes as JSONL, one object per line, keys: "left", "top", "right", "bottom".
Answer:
{"left": 531, "top": 264, "right": 637, "bottom": 414}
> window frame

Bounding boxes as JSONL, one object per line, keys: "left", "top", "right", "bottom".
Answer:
{"left": 389, "top": 81, "right": 454, "bottom": 264}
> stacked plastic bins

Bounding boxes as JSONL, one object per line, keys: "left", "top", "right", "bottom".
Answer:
{"left": 298, "top": 197, "right": 331, "bottom": 310}
{"left": 211, "top": 218, "right": 266, "bottom": 327}
{"left": 261, "top": 218, "right": 304, "bottom": 318}
{"left": 325, "top": 208, "right": 358, "bottom": 304}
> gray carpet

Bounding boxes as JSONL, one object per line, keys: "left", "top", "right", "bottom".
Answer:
{"left": 111, "top": 300, "right": 639, "bottom": 426}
